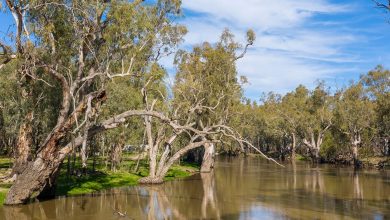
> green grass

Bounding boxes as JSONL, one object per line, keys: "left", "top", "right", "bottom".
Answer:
{"left": 0, "top": 190, "right": 7, "bottom": 205}
{"left": 55, "top": 159, "right": 199, "bottom": 196}
{"left": 0, "top": 157, "right": 12, "bottom": 205}
{"left": 56, "top": 171, "right": 142, "bottom": 195}
{"left": 164, "top": 164, "right": 197, "bottom": 181}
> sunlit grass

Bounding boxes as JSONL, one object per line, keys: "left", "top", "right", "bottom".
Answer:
{"left": 56, "top": 158, "right": 199, "bottom": 196}
{"left": 0, "top": 155, "right": 199, "bottom": 205}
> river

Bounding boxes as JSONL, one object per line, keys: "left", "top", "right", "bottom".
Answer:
{"left": 1, "top": 156, "right": 389, "bottom": 219}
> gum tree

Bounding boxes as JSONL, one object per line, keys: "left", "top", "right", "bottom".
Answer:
{"left": 300, "top": 83, "right": 333, "bottom": 162}
{"left": 334, "top": 82, "right": 375, "bottom": 165}
{"left": 173, "top": 29, "right": 255, "bottom": 172}
{"left": 1, "top": 0, "right": 185, "bottom": 205}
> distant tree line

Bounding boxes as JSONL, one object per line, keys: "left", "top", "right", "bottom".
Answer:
{"left": 234, "top": 67, "right": 389, "bottom": 165}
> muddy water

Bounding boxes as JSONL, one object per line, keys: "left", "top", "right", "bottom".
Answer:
{"left": 1, "top": 156, "right": 389, "bottom": 220}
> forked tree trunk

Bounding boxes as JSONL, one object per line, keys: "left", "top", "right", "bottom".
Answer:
{"left": 11, "top": 112, "right": 33, "bottom": 177}
{"left": 303, "top": 132, "right": 323, "bottom": 163}
{"left": 139, "top": 140, "right": 209, "bottom": 184}
{"left": 200, "top": 143, "right": 215, "bottom": 173}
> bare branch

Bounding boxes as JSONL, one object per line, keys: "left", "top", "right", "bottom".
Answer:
{"left": 373, "top": 0, "right": 390, "bottom": 10}
{"left": 0, "top": 42, "right": 16, "bottom": 70}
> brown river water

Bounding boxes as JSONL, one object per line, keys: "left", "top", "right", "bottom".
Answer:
{"left": 0, "top": 156, "right": 389, "bottom": 220}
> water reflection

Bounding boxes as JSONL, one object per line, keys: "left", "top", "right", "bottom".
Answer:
{"left": 0, "top": 157, "right": 389, "bottom": 219}
{"left": 201, "top": 172, "right": 220, "bottom": 219}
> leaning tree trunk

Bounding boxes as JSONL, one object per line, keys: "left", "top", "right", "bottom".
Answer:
{"left": 11, "top": 112, "right": 33, "bottom": 178}
{"left": 201, "top": 143, "right": 215, "bottom": 173}
{"left": 4, "top": 128, "right": 86, "bottom": 205}
{"left": 5, "top": 148, "right": 63, "bottom": 204}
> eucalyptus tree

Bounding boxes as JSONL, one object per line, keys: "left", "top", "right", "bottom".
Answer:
{"left": 1, "top": 0, "right": 186, "bottom": 205}
{"left": 278, "top": 85, "right": 309, "bottom": 160}
{"left": 361, "top": 66, "right": 390, "bottom": 156}
{"left": 173, "top": 29, "right": 255, "bottom": 172}
{"left": 299, "top": 83, "right": 334, "bottom": 162}
{"left": 259, "top": 93, "right": 288, "bottom": 157}
{"left": 230, "top": 101, "right": 265, "bottom": 153}
{"left": 334, "top": 83, "right": 375, "bottom": 165}
{"left": 0, "top": 64, "right": 20, "bottom": 154}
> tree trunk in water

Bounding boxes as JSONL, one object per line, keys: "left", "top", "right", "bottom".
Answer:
{"left": 138, "top": 176, "right": 164, "bottom": 184}
{"left": 201, "top": 143, "right": 215, "bottom": 173}
{"left": 352, "top": 144, "right": 358, "bottom": 164}
{"left": 5, "top": 127, "right": 81, "bottom": 204}
{"left": 291, "top": 133, "right": 296, "bottom": 161}
{"left": 11, "top": 112, "right": 33, "bottom": 177}
{"left": 313, "top": 148, "right": 320, "bottom": 163}
{"left": 139, "top": 140, "right": 209, "bottom": 184}
{"left": 351, "top": 134, "right": 361, "bottom": 167}
{"left": 303, "top": 132, "right": 322, "bottom": 163}
{"left": 5, "top": 156, "right": 62, "bottom": 205}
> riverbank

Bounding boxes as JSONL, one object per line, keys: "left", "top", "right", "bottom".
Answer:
{"left": 0, "top": 156, "right": 199, "bottom": 205}
{"left": 246, "top": 153, "right": 390, "bottom": 168}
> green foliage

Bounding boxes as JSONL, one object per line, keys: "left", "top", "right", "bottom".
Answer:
{"left": 233, "top": 67, "right": 389, "bottom": 162}
{"left": 173, "top": 29, "right": 251, "bottom": 150}
{"left": 319, "top": 133, "right": 338, "bottom": 161}
{"left": 362, "top": 66, "right": 390, "bottom": 154}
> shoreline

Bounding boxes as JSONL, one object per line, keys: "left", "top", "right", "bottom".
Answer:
{"left": 244, "top": 153, "right": 390, "bottom": 169}
{"left": 1, "top": 154, "right": 389, "bottom": 205}
{"left": 0, "top": 157, "right": 199, "bottom": 206}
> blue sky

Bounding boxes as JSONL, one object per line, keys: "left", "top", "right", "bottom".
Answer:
{"left": 1, "top": 0, "right": 390, "bottom": 100}
{"left": 175, "top": 0, "right": 390, "bottom": 99}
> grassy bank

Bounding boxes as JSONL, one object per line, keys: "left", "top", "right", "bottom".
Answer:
{"left": 0, "top": 155, "right": 199, "bottom": 205}
{"left": 55, "top": 163, "right": 198, "bottom": 196}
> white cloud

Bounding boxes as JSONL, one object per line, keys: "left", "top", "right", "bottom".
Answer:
{"left": 158, "top": 0, "right": 361, "bottom": 99}
{"left": 182, "top": 0, "right": 347, "bottom": 30}
{"left": 237, "top": 50, "right": 360, "bottom": 95}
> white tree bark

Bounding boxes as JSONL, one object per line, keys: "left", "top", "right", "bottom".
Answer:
{"left": 201, "top": 143, "right": 215, "bottom": 173}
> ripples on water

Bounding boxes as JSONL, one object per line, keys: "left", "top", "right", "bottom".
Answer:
{"left": 1, "top": 156, "right": 389, "bottom": 219}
